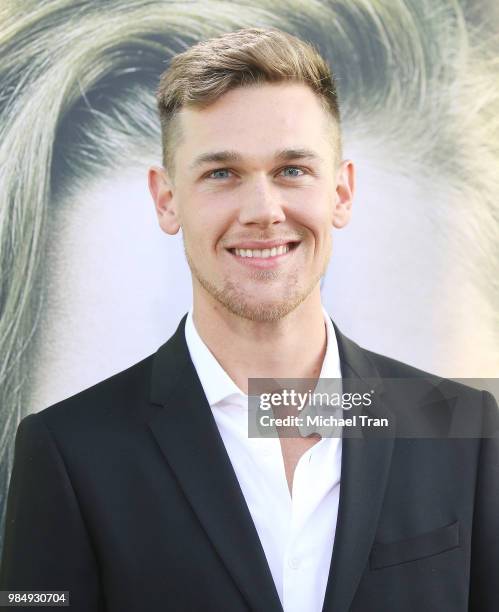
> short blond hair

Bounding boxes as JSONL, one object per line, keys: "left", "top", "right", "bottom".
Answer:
{"left": 156, "top": 27, "right": 342, "bottom": 173}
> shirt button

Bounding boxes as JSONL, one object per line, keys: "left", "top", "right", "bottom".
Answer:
{"left": 288, "top": 557, "right": 300, "bottom": 570}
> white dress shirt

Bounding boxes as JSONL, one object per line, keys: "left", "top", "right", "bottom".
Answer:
{"left": 184, "top": 308, "right": 342, "bottom": 612}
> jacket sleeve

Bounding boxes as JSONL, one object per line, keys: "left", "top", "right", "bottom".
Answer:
{"left": 469, "top": 391, "right": 499, "bottom": 611}
{"left": 0, "top": 413, "right": 104, "bottom": 611}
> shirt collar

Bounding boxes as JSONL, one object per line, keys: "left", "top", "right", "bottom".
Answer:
{"left": 185, "top": 306, "right": 341, "bottom": 407}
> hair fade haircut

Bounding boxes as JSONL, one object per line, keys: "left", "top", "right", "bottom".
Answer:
{"left": 156, "top": 27, "right": 342, "bottom": 173}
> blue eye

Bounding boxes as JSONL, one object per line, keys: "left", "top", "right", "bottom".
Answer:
{"left": 208, "top": 168, "right": 232, "bottom": 179}
{"left": 281, "top": 167, "right": 304, "bottom": 177}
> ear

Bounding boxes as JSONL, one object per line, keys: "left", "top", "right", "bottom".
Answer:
{"left": 148, "top": 165, "right": 181, "bottom": 235}
{"left": 332, "top": 160, "right": 355, "bottom": 229}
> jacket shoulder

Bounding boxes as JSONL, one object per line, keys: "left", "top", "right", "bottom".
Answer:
{"left": 32, "top": 352, "right": 156, "bottom": 431}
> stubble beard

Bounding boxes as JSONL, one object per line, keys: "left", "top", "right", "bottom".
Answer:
{"left": 184, "top": 239, "right": 332, "bottom": 322}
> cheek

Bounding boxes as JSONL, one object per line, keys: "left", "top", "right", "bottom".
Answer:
{"left": 181, "top": 201, "right": 230, "bottom": 255}
{"left": 287, "top": 194, "right": 333, "bottom": 242}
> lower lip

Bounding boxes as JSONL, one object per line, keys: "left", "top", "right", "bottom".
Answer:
{"left": 227, "top": 245, "right": 297, "bottom": 269}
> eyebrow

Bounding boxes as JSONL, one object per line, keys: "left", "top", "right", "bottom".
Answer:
{"left": 188, "top": 148, "right": 322, "bottom": 171}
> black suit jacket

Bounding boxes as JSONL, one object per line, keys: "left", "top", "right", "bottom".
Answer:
{"left": 1, "top": 315, "right": 498, "bottom": 611}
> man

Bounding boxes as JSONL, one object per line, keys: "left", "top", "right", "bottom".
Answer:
{"left": 1, "top": 27, "right": 498, "bottom": 612}
{"left": 2, "top": 0, "right": 499, "bottom": 542}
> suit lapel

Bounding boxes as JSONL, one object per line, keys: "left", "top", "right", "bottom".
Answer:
{"left": 322, "top": 324, "right": 396, "bottom": 612}
{"left": 147, "top": 315, "right": 283, "bottom": 612}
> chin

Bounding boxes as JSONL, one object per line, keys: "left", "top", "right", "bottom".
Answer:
{"left": 190, "top": 255, "right": 318, "bottom": 322}
{"left": 216, "top": 289, "right": 313, "bottom": 322}
{"left": 222, "top": 301, "right": 295, "bottom": 322}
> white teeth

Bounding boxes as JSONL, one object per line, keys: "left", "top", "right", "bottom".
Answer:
{"left": 233, "top": 244, "right": 291, "bottom": 258}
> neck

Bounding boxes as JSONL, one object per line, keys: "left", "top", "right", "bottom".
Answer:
{"left": 192, "top": 288, "right": 327, "bottom": 394}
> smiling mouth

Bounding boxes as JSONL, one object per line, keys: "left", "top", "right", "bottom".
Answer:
{"left": 227, "top": 242, "right": 300, "bottom": 259}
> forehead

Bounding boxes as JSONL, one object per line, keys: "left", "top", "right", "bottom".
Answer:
{"left": 174, "top": 82, "right": 336, "bottom": 166}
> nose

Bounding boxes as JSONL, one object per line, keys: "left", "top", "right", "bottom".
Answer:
{"left": 237, "top": 175, "right": 286, "bottom": 227}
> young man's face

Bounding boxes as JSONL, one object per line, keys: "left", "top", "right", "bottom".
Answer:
{"left": 150, "top": 82, "right": 354, "bottom": 321}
